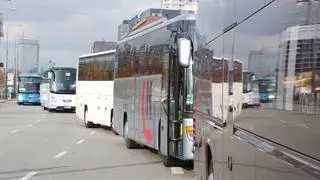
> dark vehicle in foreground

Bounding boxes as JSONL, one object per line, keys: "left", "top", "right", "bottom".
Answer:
{"left": 113, "top": 14, "right": 195, "bottom": 167}
{"left": 193, "top": 0, "right": 320, "bottom": 180}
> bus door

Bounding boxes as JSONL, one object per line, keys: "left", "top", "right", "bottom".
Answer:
{"left": 167, "top": 35, "right": 194, "bottom": 162}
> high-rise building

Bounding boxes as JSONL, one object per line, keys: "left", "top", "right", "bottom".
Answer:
{"left": 248, "top": 47, "right": 278, "bottom": 78}
{"left": 118, "top": 20, "right": 131, "bottom": 41}
{"left": 276, "top": 24, "right": 320, "bottom": 113}
{"left": 18, "top": 38, "right": 40, "bottom": 73}
{"left": 92, "top": 41, "right": 116, "bottom": 53}
{"left": 160, "top": 0, "right": 198, "bottom": 13}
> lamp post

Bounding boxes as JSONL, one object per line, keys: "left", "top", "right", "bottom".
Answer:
{"left": 5, "top": 23, "right": 22, "bottom": 99}
{"left": 0, "top": 7, "right": 16, "bottom": 99}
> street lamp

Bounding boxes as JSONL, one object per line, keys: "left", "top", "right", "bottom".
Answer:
{"left": 0, "top": 7, "right": 18, "bottom": 99}
{"left": 5, "top": 24, "right": 22, "bottom": 99}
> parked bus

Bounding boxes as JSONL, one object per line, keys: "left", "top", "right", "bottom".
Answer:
{"left": 257, "top": 76, "right": 276, "bottom": 103}
{"left": 113, "top": 14, "right": 196, "bottom": 167}
{"left": 17, "top": 73, "right": 42, "bottom": 105}
{"left": 40, "top": 67, "right": 76, "bottom": 112}
{"left": 242, "top": 71, "right": 260, "bottom": 107}
{"left": 76, "top": 50, "right": 115, "bottom": 128}
{"left": 193, "top": 0, "right": 320, "bottom": 180}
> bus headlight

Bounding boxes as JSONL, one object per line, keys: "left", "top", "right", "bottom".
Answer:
{"left": 268, "top": 94, "right": 275, "bottom": 99}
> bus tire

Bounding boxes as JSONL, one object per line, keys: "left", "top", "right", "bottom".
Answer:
{"left": 84, "top": 108, "right": 94, "bottom": 128}
{"left": 161, "top": 155, "right": 175, "bottom": 167}
{"left": 123, "top": 120, "right": 137, "bottom": 149}
{"left": 208, "top": 158, "right": 214, "bottom": 180}
{"left": 43, "top": 106, "right": 48, "bottom": 110}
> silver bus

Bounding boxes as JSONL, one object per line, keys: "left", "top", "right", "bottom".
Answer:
{"left": 193, "top": 0, "right": 320, "bottom": 180}
{"left": 113, "top": 14, "right": 196, "bottom": 167}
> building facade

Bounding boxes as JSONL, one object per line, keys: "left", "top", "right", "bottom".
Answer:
{"left": 276, "top": 24, "right": 320, "bottom": 114}
{"left": 18, "top": 38, "right": 39, "bottom": 73}
{"left": 248, "top": 47, "right": 278, "bottom": 78}
{"left": 92, "top": 41, "right": 116, "bottom": 53}
{"left": 160, "top": 0, "right": 198, "bottom": 13}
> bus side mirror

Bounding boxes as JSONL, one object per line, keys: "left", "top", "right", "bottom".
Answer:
{"left": 48, "top": 72, "right": 52, "bottom": 79}
{"left": 178, "top": 38, "right": 191, "bottom": 68}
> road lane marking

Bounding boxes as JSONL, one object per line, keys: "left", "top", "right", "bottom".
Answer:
{"left": 36, "top": 119, "right": 41, "bottom": 123}
{"left": 76, "top": 139, "right": 85, "bottom": 145}
{"left": 19, "top": 171, "right": 37, "bottom": 180}
{"left": 296, "top": 123, "right": 309, "bottom": 129}
{"left": 11, "top": 129, "right": 20, "bottom": 133}
{"left": 90, "top": 131, "right": 96, "bottom": 136}
{"left": 27, "top": 124, "right": 33, "bottom": 128}
{"left": 280, "top": 120, "right": 287, "bottom": 123}
{"left": 171, "top": 167, "right": 184, "bottom": 175}
{"left": 54, "top": 151, "right": 68, "bottom": 159}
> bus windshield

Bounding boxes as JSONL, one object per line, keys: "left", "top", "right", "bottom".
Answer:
{"left": 258, "top": 79, "right": 276, "bottom": 93}
{"left": 50, "top": 69, "right": 76, "bottom": 94}
{"left": 18, "top": 77, "right": 41, "bottom": 93}
{"left": 243, "top": 72, "right": 255, "bottom": 93}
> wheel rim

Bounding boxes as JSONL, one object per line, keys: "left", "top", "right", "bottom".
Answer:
{"left": 84, "top": 111, "right": 88, "bottom": 125}
{"left": 124, "top": 122, "right": 128, "bottom": 139}
{"left": 208, "top": 173, "right": 214, "bottom": 180}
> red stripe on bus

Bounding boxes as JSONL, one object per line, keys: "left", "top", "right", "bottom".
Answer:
{"left": 141, "top": 81, "right": 153, "bottom": 144}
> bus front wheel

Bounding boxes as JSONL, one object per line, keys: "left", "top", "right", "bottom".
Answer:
{"left": 84, "top": 109, "right": 94, "bottom": 128}
{"left": 123, "top": 121, "right": 137, "bottom": 149}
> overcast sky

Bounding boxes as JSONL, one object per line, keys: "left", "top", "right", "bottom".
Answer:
{"left": 0, "top": 0, "right": 159, "bottom": 68}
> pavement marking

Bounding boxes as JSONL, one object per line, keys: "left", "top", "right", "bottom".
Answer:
{"left": 90, "top": 131, "right": 96, "bottom": 136}
{"left": 54, "top": 151, "right": 68, "bottom": 159}
{"left": 27, "top": 124, "right": 33, "bottom": 128}
{"left": 296, "top": 123, "right": 309, "bottom": 129}
{"left": 171, "top": 167, "right": 184, "bottom": 175}
{"left": 280, "top": 120, "right": 287, "bottom": 123}
{"left": 11, "top": 129, "right": 20, "bottom": 133}
{"left": 36, "top": 119, "right": 41, "bottom": 123}
{"left": 76, "top": 139, "right": 85, "bottom": 145}
{"left": 19, "top": 171, "right": 37, "bottom": 180}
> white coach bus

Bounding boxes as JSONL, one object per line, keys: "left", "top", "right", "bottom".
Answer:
{"left": 40, "top": 67, "right": 77, "bottom": 112}
{"left": 76, "top": 50, "right": 115, "bottom": 128}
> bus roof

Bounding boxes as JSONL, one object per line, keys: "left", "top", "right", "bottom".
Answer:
{"left": 18, "top": 73, "right": 42, "bottom": 78}
{"left": 79, "top": 50, "right": 116, "bottom": 59}
{"left": 118, "top": 14, "right": 196, "bottom": 45}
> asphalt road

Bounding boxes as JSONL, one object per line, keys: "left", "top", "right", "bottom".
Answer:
{"left": 0, "top": 102, "right": 195, "bottom": 180}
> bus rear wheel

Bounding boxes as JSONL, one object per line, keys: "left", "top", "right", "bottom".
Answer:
{"left": 123, "top": 121, "right": 137, "bottom": 149}
{"left": 84, "top": 109, "right": 94, "bottom": 128}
